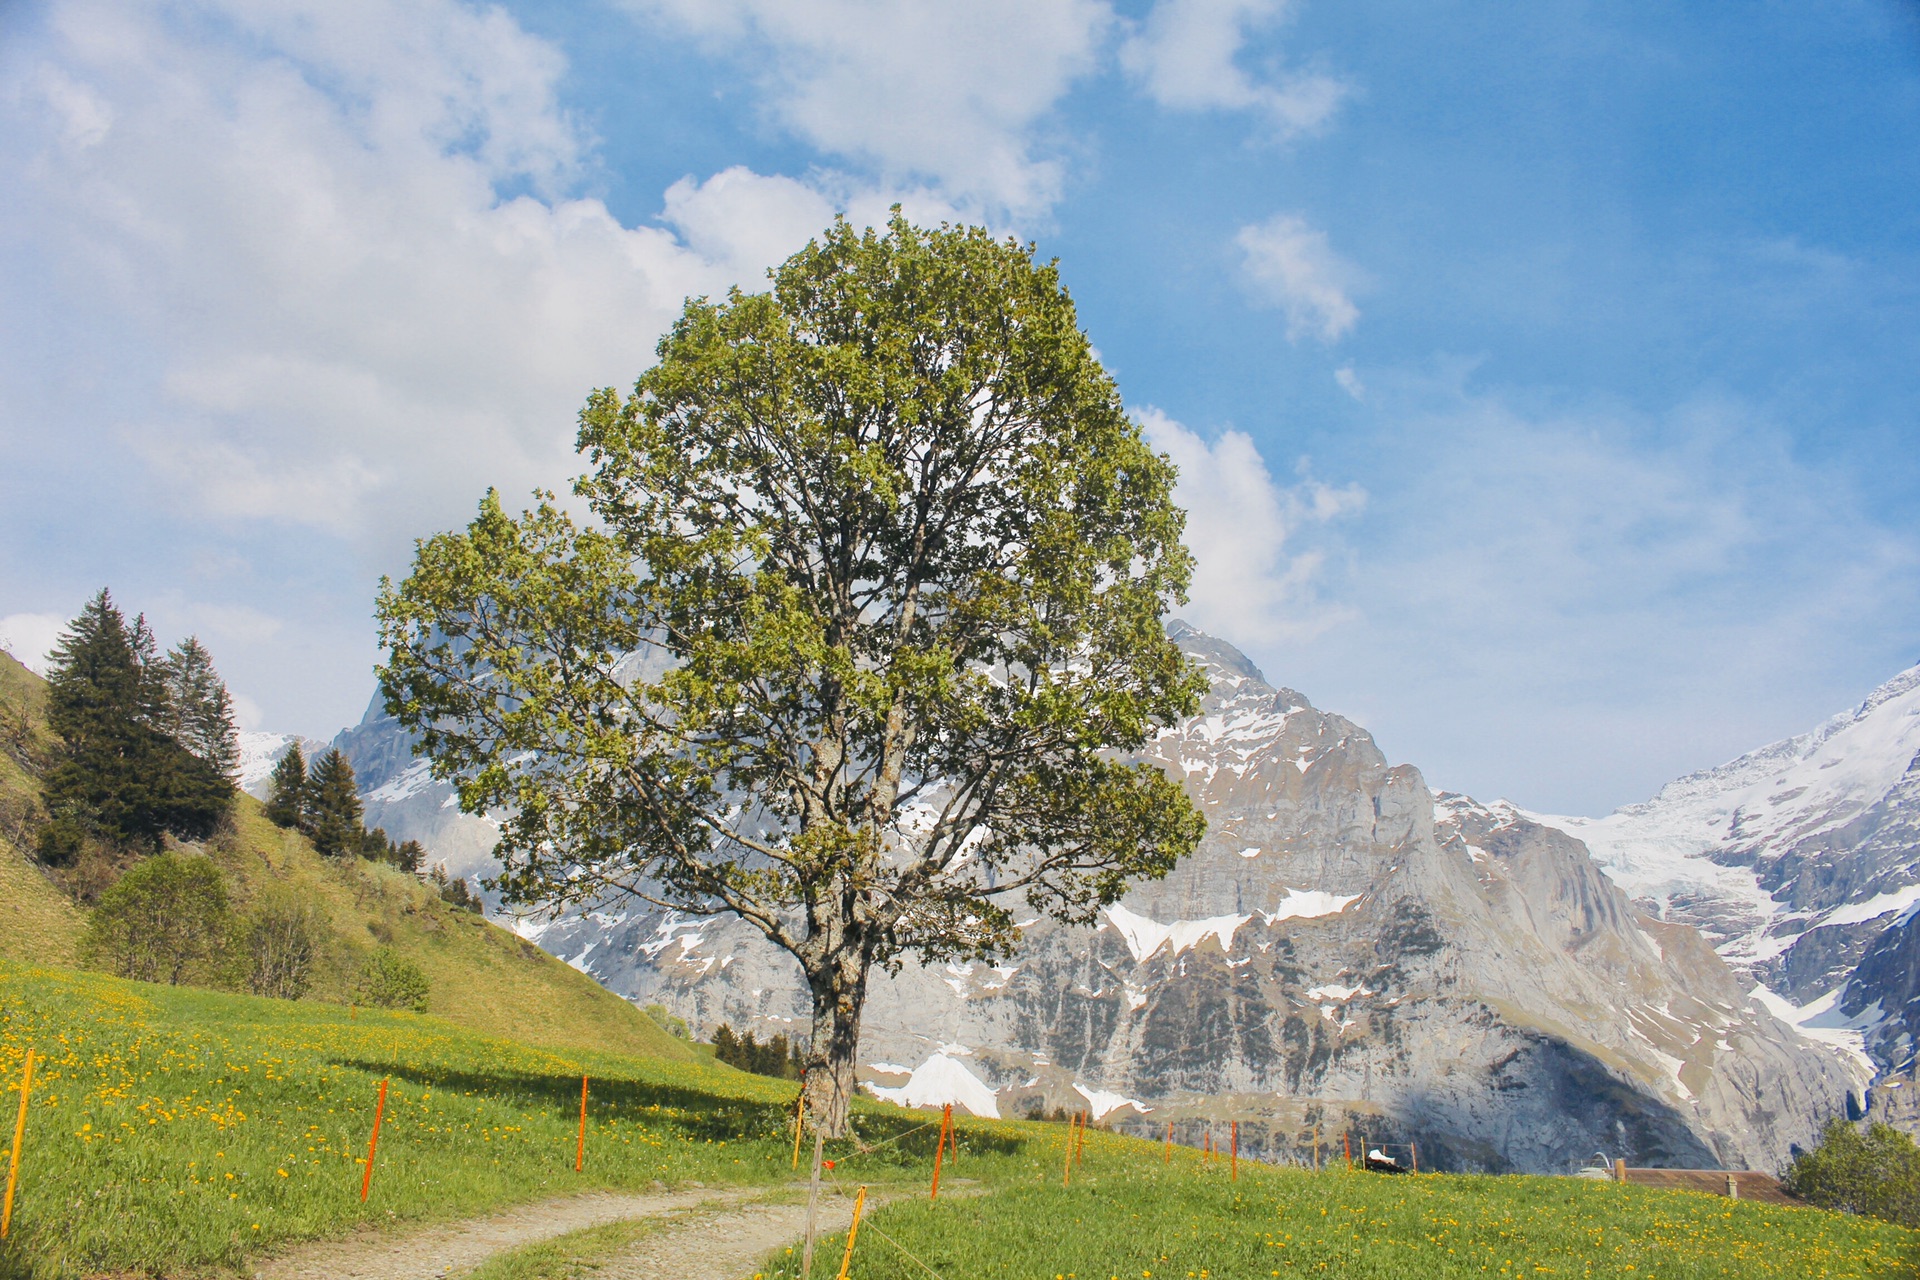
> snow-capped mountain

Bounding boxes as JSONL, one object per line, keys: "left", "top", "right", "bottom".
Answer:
{"left": 1530, "top": 663, "right": 1920, "bottom": 1078}
{"left": 336, "top": 624, "right": 1857, "bottom": 1173}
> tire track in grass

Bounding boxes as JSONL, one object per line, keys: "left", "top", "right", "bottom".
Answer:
{"left": 253, "top": 1186, "right": 761, "bottom": 1280}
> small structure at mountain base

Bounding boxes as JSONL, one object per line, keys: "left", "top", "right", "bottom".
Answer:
{"left": 1611, "top": 1163, "right": 1798, "bottom": 1206}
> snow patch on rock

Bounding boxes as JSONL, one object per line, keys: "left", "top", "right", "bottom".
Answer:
{"left": 865, "top": 1053, "right": 1000, "bottom": 1118}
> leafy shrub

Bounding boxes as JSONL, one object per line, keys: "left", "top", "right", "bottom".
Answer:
{"left": 243, "top": 891, "right": 325, "bottom": 1000}
{"left": 643, "top": 1002, "right": 691, "bottom": 1040}
{"left": 83, "top": 851, "right": 233, "bottom": 984}
{"left": 355, "top": 946, "right": 429, "bottom": 1011}
{"left": 1784, "top": 1118, "right": 1920, "bottom": 1226}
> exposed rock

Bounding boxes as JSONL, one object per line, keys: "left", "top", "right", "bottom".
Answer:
{"left": 447, "top": 624, "right": 1854, "bottom": 1174}
{"left": 1530, "top": 662, "right": 1920, "bottom": 1096}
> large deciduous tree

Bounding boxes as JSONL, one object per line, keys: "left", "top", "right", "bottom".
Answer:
{"left": 377, "top": 216, "right": 1207, "bottom": 1134}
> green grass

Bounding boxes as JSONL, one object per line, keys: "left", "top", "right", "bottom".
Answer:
{"left": 0, "top": 648, "right": 689, "bottom": 1064}
{"left": 0, "top": 962, "right": 962, "bottom": 1279}
{"left": 785, "top": 1131, "right": 1920, "bottom": 1280}
{"left": 2, "top": 958, "right": 1912, "bottom": 1280}
{"left": 458, "top": 1214, "right": 683, "bottom": 1280}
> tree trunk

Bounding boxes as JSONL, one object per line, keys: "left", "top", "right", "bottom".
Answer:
{"left": 802, "top": 947, "right": 873, "bottom": 1139}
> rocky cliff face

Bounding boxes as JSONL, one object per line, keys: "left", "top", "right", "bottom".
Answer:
{"left": 346, "top": 624, "right": 1854, "bottom": 1174}
{"left": 1529, "top": 664, "right": 1920, "bottom": 1092}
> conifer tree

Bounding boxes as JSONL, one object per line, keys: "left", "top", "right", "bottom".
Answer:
{"left": 42, "top": 589, "right": 230, "bottom": 848}
{"left": 264, "top": 743, "right": 308, "bottom": 829}
{"left": 305, "top": 748, "right": 363, "bottom": 856}
{"left": 159, "top": 637, "right": 240, "bottom": 781}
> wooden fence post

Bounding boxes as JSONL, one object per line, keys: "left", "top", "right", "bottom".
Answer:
{"left": 576, "top": 1075, "right": 589, "bottom": 1172}
{"left": 1312, "top": 1125, "right": 1320, "bottom": 1172}
{"left": 1231, "top": 1121, "right": 1238, "bottom": 1182}
{"left": 1, "top": 1049, "right": 34, "bottom": 1240}
{"left": 1163, "top": 1120, "right": 1173, "bottom": 1165}
{"left": 360, "top": 1078, "right": 389, "bottom": 1203}
{"left": 803, "top": 1129, "right": 825, "bottom": 1276}
{"left": 1410, "top": 1141, "right": 1418, "bottom": 1174}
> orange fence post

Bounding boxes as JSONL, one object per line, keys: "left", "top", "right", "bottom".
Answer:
{"left": 1411, "top": 1141, "right": 1418, "bottom": 1174}
{"left": 930, "top": 1103, "right": 951, "bottom": 1199}
{"left": 1163, "top": 1120, "right": 1173, "bottom": 1165}
{"left": 791, "top": 1074, "right": 808, "bottom": 1172}
{"left": 360, "top": 1078, "right": 389, "bottom": 1203}
{"left": 576, "top": 1075, "right": 589, "bottom": 1172}
{"left": 2, "top": 1049, "right": 34, "bottom": 1240}
{"left": 1231, "top": 1121, "right": 1238, "bottom": 1182}
{"left": 836, "top": 1185, "right": 868, "bottom": 1280}
{"left": 1063, "top": 1113, "right": 1076, "bottom": 1186}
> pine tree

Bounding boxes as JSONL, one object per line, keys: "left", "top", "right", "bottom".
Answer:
{"left": 263, "top": 744, "right": 308, "bottom": 829}
{"left": 159, "top": 637, "right": 240, "bottom": 782}
{"left": 305, "top": 748, "right": 362, "bottom": 856}
{"left": 41, "top": 590, "right": 229, "bottom": 848}
{"left": 712, "top": 1023, "right": 740, "bottom": 1068}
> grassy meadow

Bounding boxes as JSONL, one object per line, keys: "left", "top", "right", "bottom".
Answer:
{"left": 0, "top": 960, "right": 966, "bottom": 1279}
{"left": 0, "top": 960, "right": 1914, "bottom": 1279}
{"left": 795, "top": 1136, "right": 1919, "bottom": 1280}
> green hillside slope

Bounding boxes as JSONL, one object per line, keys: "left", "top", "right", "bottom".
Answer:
{"left": 0, "top": 650, "right": 684, "bottom": 1062}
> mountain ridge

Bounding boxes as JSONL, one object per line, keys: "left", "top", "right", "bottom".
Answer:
{"left": 332, "top": 623, "right": 1859, "bottom": 1173}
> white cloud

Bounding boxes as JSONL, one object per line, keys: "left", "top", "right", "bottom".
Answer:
{"left": 0, "top": 613, "right": 67, "bottom": 676}
{"left": 1139, "top": 407, "right": 1364, "bottom": 646}
{"left": 1, "top": 0, "right": 854, "bottom": 549}
{"left": 1236, "top": 213, "right": 1361, "bottom": 341}
{"left": 626, "top": 0, "right": 1115, "bottom": 219}
{"left": 1120, "top": 0, "right": 1347, "bottom": 136}
{"left": 1264, "top": 376, "right": 1920, "bottom": 814}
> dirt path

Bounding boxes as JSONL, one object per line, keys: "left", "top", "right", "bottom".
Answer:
{"left": 252, "top": 1183, "right": 911, "bottom": 1280}
{"left": 252, "top": 1186, "right": 761, "bottom": 1280}
{"left": 587, "top": 1189, "right": 887, "bottom": 1280}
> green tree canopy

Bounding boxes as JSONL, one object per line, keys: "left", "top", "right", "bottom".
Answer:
{"left": 304, "top": 748, "right": 363, "bottom": 857}
{"left": 42, "top": 590, "right": 231, "bottom": 851}
{"left": 378, "top": 215, "right": 1206, "bottom": 1134}
{"left": 1785, "top": 1118, "right": 1920, "bottom": 1226}
{"left": 158, "top": 636, "right": 240, "bottom": 782}
{"left": 84, "top": 851, "right": 233, "bottom": 985}
{"left": 263, "top": 743, "right": 308, "bottom": 829}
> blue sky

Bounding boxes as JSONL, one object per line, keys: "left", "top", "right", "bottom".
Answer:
{"left": 2, "top": 0, "right": 1917, "bottom": 814}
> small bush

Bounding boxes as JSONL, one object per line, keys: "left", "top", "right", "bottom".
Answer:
{"left": 83, "top": 851, "right": 233, "bottom": 985}
{"left": 355, "top": 946, "right": 429, "bottom": 1011}
{"left": 243, "top": 891, "right": 326, "bottom": 1000}
{"left": 33, "top": 813, "right": 87, "bottom": 867}
{"left": 643, "top": 1002, "right": 691, "bottom": 1040}
{"left": 1784, "top": 1118, "right": 1920, "bottom": 1227}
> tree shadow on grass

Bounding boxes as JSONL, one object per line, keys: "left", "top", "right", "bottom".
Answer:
{"left": 327, "top": 1058, "right": 1025, "bottom": 1166}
